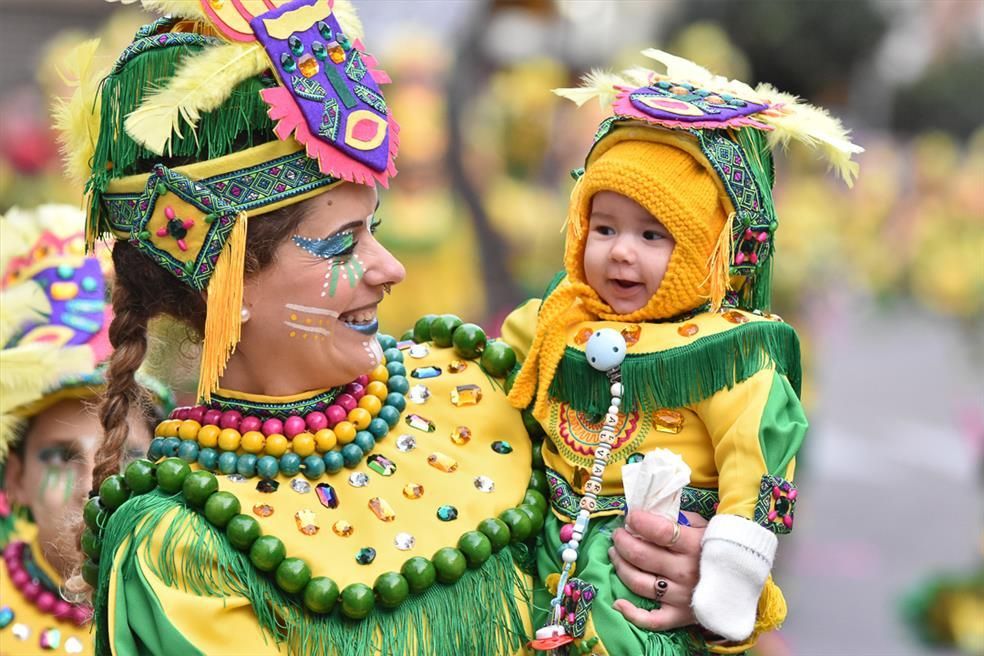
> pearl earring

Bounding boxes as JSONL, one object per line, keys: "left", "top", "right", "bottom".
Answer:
{"left": 240, "top": 306, "right": 251, "bottom": 323}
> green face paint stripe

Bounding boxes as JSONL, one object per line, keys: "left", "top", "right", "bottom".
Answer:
{"left": 62, "top": 468, "right": 76, "bottom": 504}
{"left": 38, "top": 467, "right": 61, "bottom": 501}
{"left": 328, "top": 262, "right": 341, "bottom": 297}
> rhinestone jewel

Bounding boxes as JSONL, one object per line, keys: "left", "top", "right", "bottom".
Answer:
{"left": 721, "top": 310, "right": 749, "bottom": 324}
{"left": 65, "top": 637, "right": 85, "bottom": 654}
{"left": 40, "top": 628, "right": 61, "bottom": 649}
{"left": 368, "top": 497, "right": 396, "bottom": 521}
{"left": 406, "top": 413, "right": 435, "bottom": 432}
{"left": 298, "top": 54, "right": 319, "bottom": 78}
{"left": 355, "top": 547, "right": 376, "bottom": 564}
{"left": 332, "top": 520, "right": 353, "bottom": 537}
{"left": 474, "top": 476, "right": 495, "bottom": 492}
{"left": 408, "top": 344, "right": 429, "bottom": 358}
{"left": 328, "top": 44, "right": 346, "bottom": 64}
{"left": 12, "top": 623, "right": 29, "bottom": 640}
{"left": 316, "top": 483, "right": 339, "bottom": 509}
{"left": 450, "top": 384, "right": 482, "bottom": 407}
{"left": 450, "top": 426, "right": 472, "bottom": 445}
{"left": 411, "top": 366, "right": 442, "bottom": 379}
{"left": 408, "top": 385, "right": 431, "bottom": 404}
{"left": 394, "top": 532, "right": 415, "bottom": 550}
{"left": 367, "top": 454, "right": 397, "bottom": 476}
{"left": 654, "top": 409, "right": 685, "bottom": 434}
{"left": 574, "top": 327, "right": 593, "bottom": 345}
{"left": 396, "top": 434, "right": 417, "bottom": 452}
{"left": 348, "top": 472, "right": 369, "bottom": 487}
{"left": 436, "top": 505, "right": 458, "bottom": 521}
{"left": 402, "top": 483, "right": 424, "bottom": 499}
{"left": 256, "top": 479, "right": 280, "bottom": 493}
{"left": 626, "top": 452, "right": 644, "bottom": 464}
{"left": 620, "top": 324, "right": 642, "bottom": 347}
{"left": 427, "top": 452, "right": 458, "bottom": 473}
{"left": 447, "top": 360, "right": 468, "bottom": 373}
{"left": 0, "top": 606, "right": 12, "bottom": 628}
{"left": 253, "top": 504, "right": 275, "bottom": 517}
{"left": 226, "top": 474, "right": 246, "bottom": 483}
{"left": 677, "top": 323, "right": 699, "bottom": 337}
{"left": 291, "top": 479, "right": 311, "bottom": 494}
{"left": 491, "top": 440, "right": 513, "bottom": 454}
{"left": 295, "top": 509, "right": 320, "bottom": 535}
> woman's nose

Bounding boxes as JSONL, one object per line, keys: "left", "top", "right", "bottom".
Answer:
{"left": 362, "top": 239, "right": 406, "bottom": 289}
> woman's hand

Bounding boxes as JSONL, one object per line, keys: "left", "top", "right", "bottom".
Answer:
{"left": 608, "top": 510, "right": 707, "bottom": 631}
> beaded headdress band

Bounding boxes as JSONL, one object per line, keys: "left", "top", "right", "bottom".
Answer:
{"left": 57, "top": 0, "right": 399, "bottom": 401}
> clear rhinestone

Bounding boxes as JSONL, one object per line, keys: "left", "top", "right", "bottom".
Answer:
{"left": 394, "top": 532, "right": 415, "bottom": 550}
{"left": 395, "top": 434, "right": 417, "bottom": 452}
{"left": 65, "top": 637, "right": 85, "bottom": 654}
{"left": 408, "top": 384, "right": 431, "bottom": 404}
{"left": 348, "top": 472, "right": 369, "bottom": 487}
{"left": 291, "top": 478, "right": 312, "bottom": 494}
{"left": 226, "top": 474, "right": 246, "bottom": 483}
{"left": 408, "top": 344, "right": 429, "bottom": 358}
{"left": 474, "top": 476, "right": 495, "bottom": 492}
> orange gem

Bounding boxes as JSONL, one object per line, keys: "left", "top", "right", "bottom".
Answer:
{"left": 295, "top": 509, "right": 320, "bottom": 535}
{"left": 368, "top": 497, "right": 396, "bottom": 522}
{"left": 450, "top": 385, "right": 482, "bottom": 407}
{"left": 721, "top": 310, "right": 749, "bottom": 324}
{"left": 332, "top": 520, "right": 353, "bottom": 537}
{"left": 298, "top": 54, "right": 320, "bottom": 78}
{"left": 706, "top": 95, "right": 725, "bottom": 105}
{"left": 328, "top": 45, "right": 346, "bottom": 64}
{"left": 574, "top": 328, "right": 593, "bottom": 346}
{"left": 450, "top": 425, "right": 472, "bottom": 445}
{"left": 670, "top": 86, "right": 689, "bottom": 95}
{"left": 654, "top": 409, "right": 685, "bottom": 434}
{"left": 252, "top": 504, "right": 274, "bottom": 517}
{"left": 427, "top": 452, "right": 458, "bottom": 473}
{"left": 402, "top": 483, "right": 424, "bottom": 499}
{"left": 677, "top": 323, "right": 699, "bottom": 337}
{"left": 620, "top": 324, "right": 642, "bottom": 347}
{"left": 448, "top": 360, "right": 468, "bottom": 373}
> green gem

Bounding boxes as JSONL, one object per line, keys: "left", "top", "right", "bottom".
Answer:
{"left": 81, "top": 559, "right": 100, "bottom": 587}
{"left": 138, "top": 231, "right": 151, "bottom": 240}
{"left": 303, "top": 576, "right": 339, "bottom": 614}
{"left": 340, "top": 583, "right": 374, "bottom": 619}
{"left": 517, "top": 504, "right": 545, "bottom": 534}
{"left": 374, "top": 572, "right": 410, "bottom": 608}
{"left": 400, "top": 557, "right": 436, "bottom": 594}
{"left": 523, "top": 489, "right": 548, "bottom": 515}
{"left": 155, "top": 458, "right": 191, "bottom": 493}
{"left": 626, "top": 452, "right": 644, "bottom": 464}
{"left": 491, "top": 441, "right": 513, "bottom": 455}
{"left": 337, "top": 33, "right": 351, "bottom": 50}
{"left": 280, "top": 53, "right": 296, "bottom": 72}
{"left": 355, "top": 547, "right": 376, "bottom": 565}
{"left": 81, "top": 528, "right": 101, "bottom": 561}
{"left": 155, "top": 183, "right": 167, "bottom": 195}
{"left": 124, "top": 459, "right": 157, "bottom": 494}
{"left": 457, "top": 531, "right": 492, "bottom": 569}
{"left": 480, "top": 341, "right": 517, "bottom": 378}
{"left": 204, "top": 491, "right": 240, "bottom": 528}
{"left": 312, "top": 40, "right": 327, "bottom": 60}
{"left": 98, "top": 474, "right": 130, "bottom": 511}
{"left": 498, "top": 508, "right": 532, "bottom": 543}
{"left": 249, "top": 535, "right": 286, "bottom": 572}
{"left": 226, "top": 514, "right": 261, "bottom": 551}
{"left": 317, "top": 20, "right": 333, "bottom": 41}
{"left": 529, "top": 470, "right": 548, "bottom": 497}
{"left": 204, "top": 213, "right": 216, "bottom": 224}
{"left": 429, "top": 314, "right": 462, "bottom": 348}
{"left": 182, "top": 470, "right": 218, "bottom": 507}
{"left": 436, "top": 505, "right": 458, "bottom": 522}
{"left": 477, "top": 518, "right": 510, "bottom": 553}
{"left": 275, "top": 557, "right": 312, "bottom": 594}
{"left": 288, "top": 35, "right": 304, "bottom": 55}
{"left": 451, "top": 323, "right": 486, "bottom": 359}
{"left": 432, "top": 547, "right": 466, "bottom": 584}
{"left": 412, "top": 314, "right": 438, "bottom": 343}
{"left": 83, "top": 498, "right": 107, "bottom": 531}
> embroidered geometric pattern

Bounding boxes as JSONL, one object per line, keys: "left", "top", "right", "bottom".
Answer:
{"left": 111, "top": 31, "right": 217, "bottom": 74}
{"left": 319, "top": 97, "right": 341, "bottom": 141}
{"left": 345, "top": 50, "right": 367, "bottom": 83}
{"left": 207, "top": 387, "right": 343, "bottom": 419}
{"left": 559, "top": 578, "right": 596, "bottom": 638}
{"left": 753, "top": 474, "right": 797, "bottom": 534}
{"left": 291, "top": 74, "right": 327, "bottom": 102}
{"left": 354, "top": 84, "right": 387, "bottom": 114}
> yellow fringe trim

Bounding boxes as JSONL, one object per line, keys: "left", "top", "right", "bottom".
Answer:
{"left": 703, "top": 211, "right": 735, "bottom": 313}
{"left": 709, "top": 575, "right": 787, "bottom": 654}
{"left": 197, "top": 213, "right": 247, "bottom": 403}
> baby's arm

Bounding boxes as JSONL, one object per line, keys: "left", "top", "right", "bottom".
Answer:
{"left": 690, "top": 366, "right": 807, "bottom": 642}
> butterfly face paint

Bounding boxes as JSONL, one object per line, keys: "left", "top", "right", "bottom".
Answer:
{"left": 292, "top": 214, "right": 378, "bottom": 299}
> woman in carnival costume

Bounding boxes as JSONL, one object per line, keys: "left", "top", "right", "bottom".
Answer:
{"left": 504, "top": 51, "right": 862, "bottom": 654}
{"left": 0, "top": 204, "right": 173, "bottom": 655}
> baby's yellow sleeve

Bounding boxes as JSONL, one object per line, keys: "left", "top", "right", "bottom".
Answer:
{"left": 499, "top": 298, "right": 541, "bottom": 363}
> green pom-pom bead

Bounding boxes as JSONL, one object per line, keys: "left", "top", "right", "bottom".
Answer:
{"left": 412, "top": 314, "right": 438, "bottom": 343}
{"left": 249, "top": 535, "right": 286, "bottom": 572}
{"left": 83, "top": 498, "right": 107, "bottom": 532}
{"left": 531, "top": 441, "right": 545, "bottom": 470}
{"left": 204, "top": 491, "right": 241, "bottom": 528}
{"left": 275, "top": 557, "right": 312, "bottom": 594}
{"left": 400, "top": 556, "right": 436, "bottom": 594}
{"left": 156, "top": 458, "right": 191, "bottom": 493}
{"left": 429, "top": 314, "right": 462, "bottom": 348}
{"left": 98, "top": 475, "right": 130, "bottom": 511}
{"left": 303, "top": 576, "right": 339, "bottom": 614}
{"left": 477, "top": 517, "right": 511, "bottom": 553}
{"left": 517, "top": 504, "right": 545, "bottom": 534}
{"left": 451, "top": 322, "right": 486, "bottom": 359}
{"left": 529, "top": 470, "right": 549, "bottom": 496}
{"left": 480, "top": 340, "right": 516, "bottom": 377}
{"left": 499, "top": 508, "right": 532, "bottom": 543}
{"left": 457, "top": 531, "right": 492, "bottom": 569}
{"left": 523, "top": 489, "right": 548, "bottom": 515}
{"left": 124, "top": 459, "right": 157, "bottom": 494}
{"left": 340, "top": 583, "right": 374, "bottom": 619}
{"left": 399, "top": 329, "right": 413, "bottom": 341}
{"left": 81, "top": 528, "right": 102, "bottom": 561}
{"left": 432, "top": 547, "right": 467, "bottom": 584}
{"left": 81, "top": 559, "right": 100, "bottom": 587}
{"left": 226, "top": 514, "right": 261, "bottom": 551}
{"left": 182, "top": 470, "right": 218, "bottom": 507}
{"left": 521, "top": 408, "right": 546, "bottom": 438}
{"left": 374, "top": 572, "right": 410, "bottom": 608}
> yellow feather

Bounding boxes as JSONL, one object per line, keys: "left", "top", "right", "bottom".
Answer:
{"left": 0, "top": 345, "right": 93, "bottom": 416}
{"left": 103, "top": 0, "right": 207, "bottom": 20}
{"left": 51, "top": 38, "right": 104, "bottom": 185}
{"left": 0, "top": 282, "right": 51, "bottom": 347}
{"left": 554, "top": 69, "right": 627, "bottom": 108}
{"left": 124, "top": 42, "right": 268, "bottom": 155}
{"left": 331, "top": 0, "right": 365, "bottom": 43}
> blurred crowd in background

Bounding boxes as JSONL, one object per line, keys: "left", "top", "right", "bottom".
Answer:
{"left": 1, "top": 1, "right": 981, "bottom": 654}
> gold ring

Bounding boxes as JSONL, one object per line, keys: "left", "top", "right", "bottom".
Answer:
{"left": 668, "top": 522, "right": 681, "bottom": 546}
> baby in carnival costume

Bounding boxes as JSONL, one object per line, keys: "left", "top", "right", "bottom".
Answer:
{"left": 505, "top": 50, "right": 861, "bottom": 654}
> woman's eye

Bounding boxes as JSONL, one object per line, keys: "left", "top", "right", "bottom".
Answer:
{"left": 293, "top": 232, "right": 356, "bottom": 260}
{"left": 38, "top": 446, "right": 76, "bottom": 466}
{"left": 369, "top": 218, "right": 382, "bottom": 235}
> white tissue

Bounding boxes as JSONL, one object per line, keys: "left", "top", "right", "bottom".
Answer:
{"left": 621, "top": 448, "right": 691, "bottom": 520}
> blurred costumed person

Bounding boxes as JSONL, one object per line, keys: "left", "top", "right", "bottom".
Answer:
{"left": 55, "top": 1, "right": 543, "bottom": 654}
{"left": 0, "top": 204, "right": 172, "bottom": 654}
{"left": 503, "top": 50, "right": 861, "bottom": 654}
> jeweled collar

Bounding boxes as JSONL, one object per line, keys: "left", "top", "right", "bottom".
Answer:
{"left": 206, "top": 386, "right": 344, "bottom": 420}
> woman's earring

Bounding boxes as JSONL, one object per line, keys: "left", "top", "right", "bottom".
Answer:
{"left": 241, "top": 306, "right": 251, "bottom": 323}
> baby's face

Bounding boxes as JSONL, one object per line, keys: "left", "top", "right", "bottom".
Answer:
{"left": 583, "top": 191, "right": 676, "bottom": 314}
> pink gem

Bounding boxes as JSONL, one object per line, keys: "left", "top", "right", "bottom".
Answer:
{"left": 261, "top": 418, "right": 284, "bottom": 437}
{"left": 744, "top": 228, "right": 754, "bottom": 239}
{"left": 783, "top": 515, "right": 793, "bottom": 529}
{"left": 164, "top": 206, "right": 175, "bottom": 220}
{"left": 306, "top": 412, "right": 328, "bottom": 432}
{"left": 336, "top": 394, "right": 357, "bottom": 412}
{"left": 768, "top": 510, "right": 778, "bottom": 521}
{"left": 219, "top": 410, "right": 242, "bottom": 430}
{"left": 284, "top": 416, "right": 307, "bottom": 439}
{"left": 355, "top": 375, "right": 369, "bottom": 386}
{"left": 36, "top": 591, "right": 56, "bottom": 613}
{"left": 734, "top": 251, "right": 746, "bottom": 265}
{"left": 787, "top": 489, "right": 797, "bottom": 500}
{"left": 757, "top": 231, "right": 769, "bottom": 242}
{"left": 176, "top": 239, "right": 188, "bottom": 252}
{"left": 749, "top": 253, "right": 759, "bottom": 264}
{"left": 559, "top": 523, "right": 574, "bottom": 543}
{"left": 186, "top": 406, "right": 206, "bottom": 423}
{"left": 563, "top": 584, "right": 572, "bottom": 597}
{"left": 346, "top": 382, "right": 365, "bottom": 400}
{"left": 772, "top": 486, "right": 781, "bottom": 498}
{"left": 156, "top": 226, "right": 169, "bottom": 238}
{"left": 325, "top": 405, "right": 346, "bottom": 427}
{"left": 239, "top": 416, "right": 262, "bottom": 433}
{"left": 572, "top": 589, "right": 581, "bottom": 601}
{"left": 203, "top": 409, "right": 222, "bottom": 426}
{"left": 566, "top": 612, "right": 575, "bottom": 624}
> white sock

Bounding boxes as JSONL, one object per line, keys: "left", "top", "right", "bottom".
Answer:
{"left": 692, "top": 514, "right": 777, "bottom": 642}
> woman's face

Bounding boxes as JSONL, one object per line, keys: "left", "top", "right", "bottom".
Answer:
{"left": 4, "top": 398, "right": 150, "bottom": 577}
{"left": 233, "top": 183, "right": 406, "bottom": 395}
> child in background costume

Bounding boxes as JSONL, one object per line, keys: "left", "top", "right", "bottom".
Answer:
{"left": 0, "top": 205, "right": 172, "bottom": 655}
{"left": 505, "top": 50, "right": 862, "bottom": 654}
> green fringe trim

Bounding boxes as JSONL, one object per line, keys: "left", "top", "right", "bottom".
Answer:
{"left": 548, "top": 320, "right": 801, "bottom": 416}
{"left": 734, "top": 128, "right": 777, "bottom": 313}
{"left": 95, "top": 492, "right": 530, "bottom": 656}
{"left": 87, "top": 34, "right": 275, "bottom": 239}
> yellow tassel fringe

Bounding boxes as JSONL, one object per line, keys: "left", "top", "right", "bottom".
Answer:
{"left": 704, "top": 212, "right": 735, "bottom": 312}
